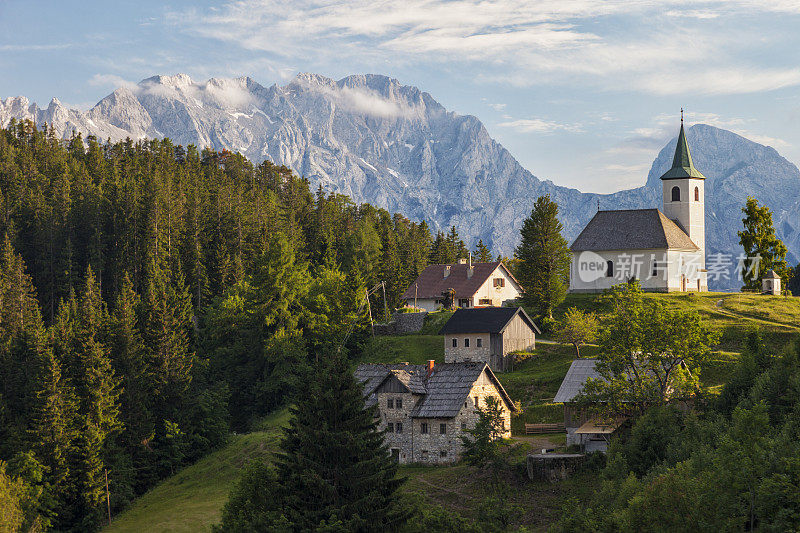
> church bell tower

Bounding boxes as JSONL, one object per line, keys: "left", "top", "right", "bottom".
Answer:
{"left": 660, "top": 111, "right": 706, "bottom": 259}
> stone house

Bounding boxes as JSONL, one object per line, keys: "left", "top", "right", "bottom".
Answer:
{"left": 400, "top": 259, "right": 522, "bottom": 311}
{"left": 438, "top": 307, "right": 540, "bottom": 372}
{"left": 354, "top": 361, "right": 516, "bottom": 464}
{"left": 569, "top": 121, "right": 708, "bottom": 293}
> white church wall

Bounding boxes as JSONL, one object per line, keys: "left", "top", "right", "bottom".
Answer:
{"left": 569, "top": 249, "right": 671, "bottom": 292}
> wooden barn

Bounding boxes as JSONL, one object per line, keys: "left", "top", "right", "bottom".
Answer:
{"left": 438, "top": 307, "right": 540, "bottom": 372}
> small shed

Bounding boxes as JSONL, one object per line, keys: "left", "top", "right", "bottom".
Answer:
{"left": 574, "top": 418, "right": 627, "bottom": 453}
{"left": 762, "top": 270, "right": 782, "bottom": 295}
{"left": 439, "top": 307, "right": 541, "bottom": 372}
{"left": 553, "top": 359, "right": 604, "bottom": 448}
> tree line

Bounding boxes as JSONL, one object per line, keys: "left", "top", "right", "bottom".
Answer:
{"left": 0, "top": 120, "right": 486, "bottom": 531}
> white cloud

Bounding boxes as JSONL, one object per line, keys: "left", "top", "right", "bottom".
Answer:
{"left": 0, "top": 43, "right": 72, "bottom": 51}
{"left": 295, "top": 77, "right": 419, "bottom": 119}
{"left": 170, "top": 0, "right": 800, "bottom": 97}
{"left": 487, "top": 103, "right": 507, "bottom": 111}
{"left": 497, "top": 117, "right": 583, "bottom": 133}
{"left": 89, "top": 73, "right": 138, "bottom": 91}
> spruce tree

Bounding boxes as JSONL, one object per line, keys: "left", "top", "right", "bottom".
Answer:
{"left": 217, "top": 350, "right": 407, "bottom": 532}
{"left": 738, "top": 196, "right": 788, "bottom": 291}
{"left": 473, "top": 239, "right": 493, "bottom": 262}
{"left": 514, "top": 195, "right": 571, "bottom": 319}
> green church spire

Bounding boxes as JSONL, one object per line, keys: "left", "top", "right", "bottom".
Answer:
{"left": 660, "top": 110, "right": 706, "bottom": 180}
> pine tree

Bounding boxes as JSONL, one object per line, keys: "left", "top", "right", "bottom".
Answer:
{"left": 514, "top": 195, "right": 571, "bottom": 319}
{"left": 216, "top": 350, "right": 408, "bottom": 531}
{"left": 473, "top": 239, "right": 493, "bottom": 262}
{"left": 738, "top": 196, "right": 788, "bottom": 291}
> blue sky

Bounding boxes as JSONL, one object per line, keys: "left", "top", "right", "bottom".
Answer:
{"left": 2, "top": 0, "right": 799, "bottom": 193}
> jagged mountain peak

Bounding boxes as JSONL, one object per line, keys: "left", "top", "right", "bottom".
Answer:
{"left": 1, "top": 73, "right": 798, "bottom": 289}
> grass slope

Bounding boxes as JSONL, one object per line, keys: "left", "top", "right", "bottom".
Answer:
{"left": 104, "top": 410, "right": 288, "bottom": 533}
{"left": 108, "top": 292, "right": 799, "bottom": 531}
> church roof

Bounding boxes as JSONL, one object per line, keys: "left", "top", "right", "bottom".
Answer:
{"left": 660, "top": 123, "right": 706, "bottom": 180}
{"left": 570, "top": 209, "right": 699, "bottom": 252}
{"left": 764, "top": 269, "right": 781, "bottom": 280}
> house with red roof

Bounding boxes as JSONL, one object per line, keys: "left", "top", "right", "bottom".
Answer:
{"left": 400, "top": 259, "right": 523, "bottom": 311}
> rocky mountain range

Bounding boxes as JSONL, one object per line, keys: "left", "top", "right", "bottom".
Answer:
{"left": 2, "top": 73, "right": 799, "bottom": 289}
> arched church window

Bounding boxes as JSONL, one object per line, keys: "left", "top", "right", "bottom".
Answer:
{"left": 671, "top": 186, "right": 680, "bottom": 202}
{"left": 694, "top": 186, "right": 699, "bottom": 201}
{"left": 606, "top": 260, "right": 614, "bottom": 278}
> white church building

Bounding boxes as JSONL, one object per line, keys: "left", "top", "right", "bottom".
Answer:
{"left": 569, "top": 119, "right": 708, "bottom": 293}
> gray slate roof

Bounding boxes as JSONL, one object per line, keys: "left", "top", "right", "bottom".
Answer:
{"left": 764, "top": 269, "right": 781, "bottom": 279}
{"left": 354, "top": 362, "right": 516, "bottom": 418}
{"left": 553, "top": 359, "right": 602, "bottom": 403}
{"left": 439, "top": 306, "right": 541, "bottom": 335}
{"left": 570, "top": 209, "right": 699, "bottom": 252}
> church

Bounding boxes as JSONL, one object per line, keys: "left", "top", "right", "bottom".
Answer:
{"left": 569, "top": 118, "right": 708, "bottom": 293}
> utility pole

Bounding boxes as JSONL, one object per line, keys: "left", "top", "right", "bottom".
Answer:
{"left": 366, "top": 287, "right": 374, "bottom": 336}
{"left": 105, "top": 469, "right": 111, "bottom": 526}
{"left": 414, "top": 283, "right": 418, "bottom": 310}
{"left": 382, "top": 281, "right": 388, "bottom": 321}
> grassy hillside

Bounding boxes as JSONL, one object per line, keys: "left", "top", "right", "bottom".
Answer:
{"left": 107, "top": 291, "right": 799, "bottom": 532}
{"left": 105, "top": 410, "right": 289, "bottom": 533}
{"left": 550, "top": 292, "right": 800, "bottom": 351}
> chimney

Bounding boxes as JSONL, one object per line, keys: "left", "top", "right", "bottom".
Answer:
{"left": 458, "top": 258, "right": 467, "bottom": 264}
{"left": 467, "top": 252, "right": 474, "bottom": 278}
{"left": 444, "top": 265, "right": 451, "bottom": 278}
{"left": 427, "top": 359, "right": 435, "bottom": 377}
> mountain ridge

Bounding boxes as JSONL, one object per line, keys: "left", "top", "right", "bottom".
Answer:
{"left": 2, "top": 73, "right": 799, "bottom": 289}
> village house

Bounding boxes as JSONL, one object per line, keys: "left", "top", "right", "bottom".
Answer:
{"left": 354, "top": 361, "right": 516, "bottom": 464}
{"left": 400, "top": 259, "right": 522, "bottom": 311}
{"left": 439, "top": 307, "right": 540, "bottom": 372}
{"left": 553, "top": 359, "right": 626, "bottom": 453}
{"left": 569, "top": 119, "right": 708, "bottom": 293}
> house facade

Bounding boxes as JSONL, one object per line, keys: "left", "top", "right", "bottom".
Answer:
{"left": 569, "top": 121, "right": 708, "bottom": 293}
{"left": 439, "top": 307, "right": 540, "bottom": 372}
{"left": 401, "top": 259, "right": 522, "bottom": 311}
{"left": 354, "top": 361, "right": 516, "bottom": 464}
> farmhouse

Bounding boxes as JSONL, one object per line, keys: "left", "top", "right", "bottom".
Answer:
{"left": 400, "top": 259, "right": 522, "bottom": 311}
{"left": 569, "top": 119, "right": 708, "bottom": 293}
{"left": 354, "top": 361, "right": 516, "bottom": 464}
{"left": 553, "top": 359, "right": 626, "bottom": 453}
{"left": 439, "top": 307, "right": 541, "bottom": 372}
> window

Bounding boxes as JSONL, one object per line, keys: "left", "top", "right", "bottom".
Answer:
{"left": 695, "top": 186, "right": 700, "bottom": 201}
{"left": 387, "top": 398, "right": 394, "bottom": 409}
{"left": 478, "top": 298, "right": 492, "bottom": 305}
{"left": 493, "top": 278, "right": 505, "bottom": 288}
{"left": 671, "top": 185, "right": 681, "bottom": 202}
{"left": 452, "top": 338, "right": 458, "bottom": 348}
{"left": 464, "top": 338, "right": 470, "bottom": 348}
{"left": 396, "top": 398, "right": 403, "bottom": 409}
{"left": 420, "top": 422, "right": 429, "bottom": 434}
{"left": 474, "top": 396, "right": 479, "bottom": 407}
{"left": 387, "top": 422, "right": 394, "bottom": 433}
{"left": 421, "top": 450, "right": 429, "bottom": 461}
{"left": 606, "top": 260, "right": 614, "bottom": 278}
{"left": 476, "top": 338, "right": 482, "bottom": 348}
{"left": 652, "top": 261, "right": 664, "bottom": 278}
{"left": 461, "top": 421, "right": 467, "bottom": 431}
{"left": 440, "top": 450, "right": 448, "bottom": 458}
{"left": 440, "top": 423, "right": 447, "bottom": 434}
{"left": 395, "top": 422, "right": 403, "bottom": 434}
